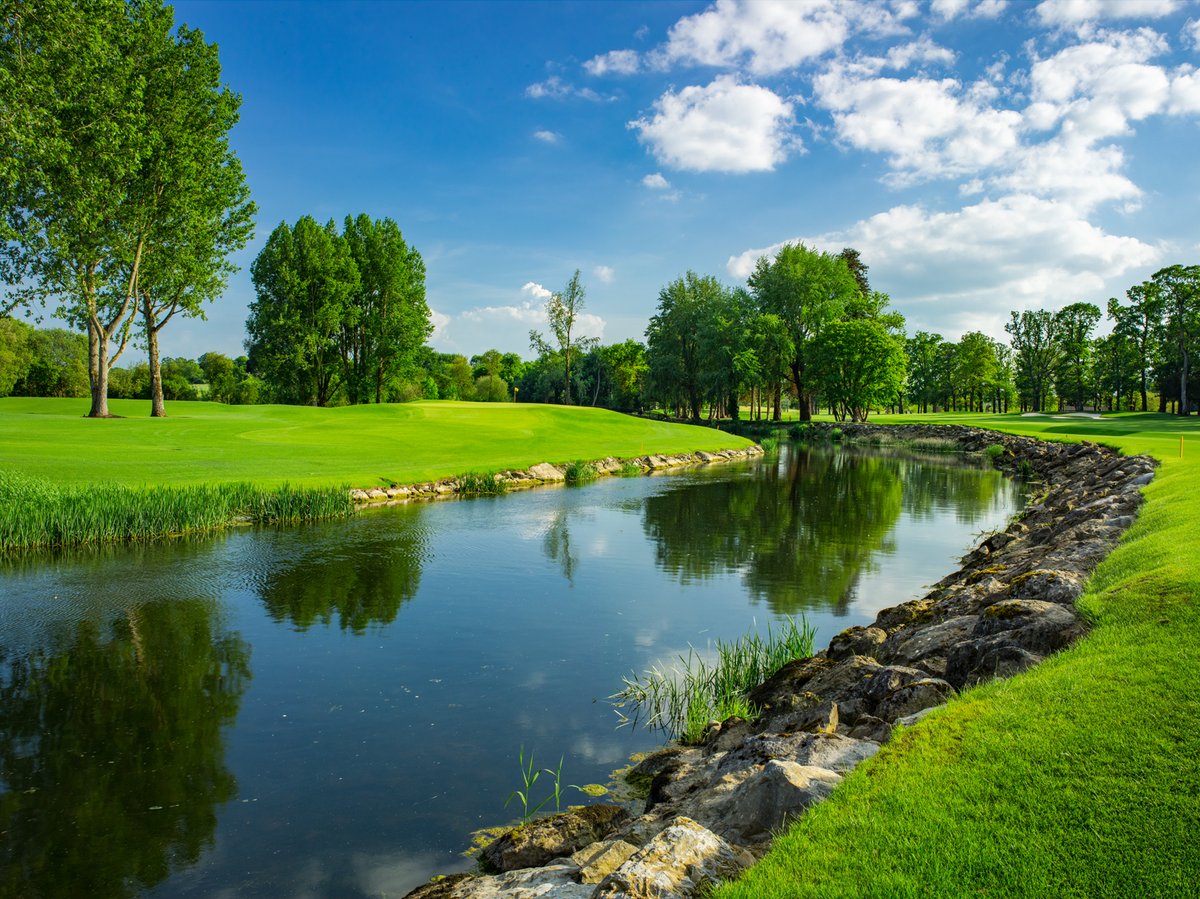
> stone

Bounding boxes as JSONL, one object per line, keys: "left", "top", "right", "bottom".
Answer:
{"left": 875, "top": 615, "right": 979, "bottom": 674}
{"left": 431, "top": 865, "right": 591, "bottom": 899}
{"left": 873, "top": 677, "right": 954, "bottom": 723}
{"left": 826, "top": 626, "right": 886, "bottom": 660}
{"left": 479, "top": 805, "right": 630, "bottom": 873}
{"left": 973, "top": 599, "right": 1084, "bottom": 654}
{"left": 1004, "top": 569, "right": 1085, "bottom": 606}
{"left": 592, "top": 817, "right": 753, "bottom": 899}
{"left": 945, "top": 640, "right": 1043, "bottom": 688}
{"left": 570, "top": 839, "right": 639, "bottom": 883}
{"left": 715, "top": 760, "right": 842, "bottom": 844}
{"left": 402, "top": 874, "right": 474, "bottom": 898}
{"left": 528, "top": 463, "right": 566, "bottom": 482}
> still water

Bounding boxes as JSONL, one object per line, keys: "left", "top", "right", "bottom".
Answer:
{"left": 0, "top": 446, "right": 1021, "bottom": 898}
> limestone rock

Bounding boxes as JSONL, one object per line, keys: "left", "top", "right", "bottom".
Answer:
{"left": 426, "top": 865, "right": 591, "bottom": 899}
{"left": 827, "top": 626, "right": 886, "bottom": 661}
{"left": 479, "top": 805, "right": 630, "bottom": 873}
{"left": 570, "top": 839, "right": 639, "bottom": 883}
{"left": 529, "top": 463, "right": 566, "bottom": 482}
{"left": 715, "top": 760, "right": 842, "bottom": 844}
{"left": 592, "top": 817, "right": 753, "bottom": 899}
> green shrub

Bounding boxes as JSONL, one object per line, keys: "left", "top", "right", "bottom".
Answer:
{"left": 617, "top": 461, "right": 642, "bottom": 477}
{"left": 563, "top": 460, "right": 598, "bottom": 484}
{"left": 456, "top": 471, "right": 508, "bottom": 495}
{"left": 985, "top": 443, "right": 1006, "bottom": 460}
{"left": 830, "top": 427, "right": 843, "bottom": 441}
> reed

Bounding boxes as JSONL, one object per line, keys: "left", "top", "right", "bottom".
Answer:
{"left": 456, "top": 470, "right": 509, "bottom": 496}
{"left": 0, "top": 471, "right": 353, "bottom": 551}
{"left": 563, "top": 460, "right": 598, "bottom": 484}
{"left": 613, "top": 616, "right": 815, "bottom": 744}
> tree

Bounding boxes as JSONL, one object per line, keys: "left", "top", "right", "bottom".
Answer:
{"left": 246, "top": 217, "right": 359, "bottom": 406}
{"left": 11, "top": 327, "right": 90, "bottom": 397}
{"left": 0, "top": 316, "right": 33, "bottom": 395}
{"left": 906, "top": 331, "right": 944, "bottom": 413}
{"left": 1006, "top": 310, "right": 1060, "bottom": 412}
{"left": 1053, "top": 302, "right": 1101, "bottom": 411}
{"left": 956, "top": 331, "right": 999, "bottom": 413}
{"left": 645, "top": 272, "right": 726, "bottom": 421}
{"left": 199, "top": 352, "right": 237, "bottom": 403}
{"left": 2, "top": 0, "right": 252, "bottom": 417}
{"left": 340, "top": 215, "right": 429, "bottom": 404}
{"left": 1149, "top": 264, "right": 1200, "bottom": 415}
{"left": 749, "top": 243, "right": 859, "bottom": 420}
{"left": 837, "top": 247, "right": 871, "bottom": 298}
{"left": 1108, "top": 285, "right": 1164, "bottom": 412}
{"left": 529, "top": 270, "right": 596, "bottom": 405}
{"left": 811, "top": 319, "right": 907, "bottom": 422}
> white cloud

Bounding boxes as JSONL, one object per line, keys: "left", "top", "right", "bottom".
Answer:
{"left": 814, "top": 66, "right": 1023, "bottom": 182}
{"left": 642, "top": 172, "right": 671, "bottom": 189}
{"left": 525, "top": 76, "right": 607, "bottom": 102}
{"left": 932, "top": 0, "right": 1007, "bottom": 20}
{"left": 658, "top": 0, "right": 855, "bottom": 75}
{"left": 585, "top": 49, "right": 640, "bottom": 76}
{"left": 996, "top": 138, "right": 1139, "bottom": 209}
{"left": 727, "top": 194, "right": 1159, "bottom": 338}
{"left": 1169, "top": 65, "right": 1200, "bottom": 112}
{"left": 521, "top": 281, "right": 552, "bottom": 300}
{"left": 593, "top": 265, "right": 615, "bottom": 283}
{"left": 1186, "top": 18, "right": 1200, "bottom": 50}
{"left": 629, "top": 75, "right": 798, "bottom": 173}
{"left": 533, "top": 129, "right": 561, "bottom": 143}
{"left": 1035, "top": 0, "right": 1182, "bottom": 27}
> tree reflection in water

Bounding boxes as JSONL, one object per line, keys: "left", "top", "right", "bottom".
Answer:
{"left": 0, "top": 599, "right": 250, "bottom": 899}
{"left": 641, "top": 446, "right": 1001, "bottom": 615}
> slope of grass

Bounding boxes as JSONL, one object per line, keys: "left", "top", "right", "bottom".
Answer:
{"left": 716, "top": 411, "right": 1200, "bottom": 899}
{"left": 0, "top": 397, "right": 751, "bottom": 488}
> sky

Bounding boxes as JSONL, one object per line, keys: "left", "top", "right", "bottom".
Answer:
{"left": 158, "top": 0, "right": 1200, "bottom": 363}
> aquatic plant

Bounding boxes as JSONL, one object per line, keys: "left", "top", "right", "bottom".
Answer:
{"left": 456, "top": 470, "right": 508, "bottom": 495}
{"left": 613, "top": 616, "right": 816, "bottom": 744}
{"left": 758, "top": 435, "right": 780, "bottom": 453}
{"left": 563, "top": 460, "right": 598, "bottom": 484}
{"left": 0, "top": 471, "right": 353, "bottom": 551}
{"left": 617, "top": 461, "right": 642, "bottom": 477}
{"left": 830, "top": 427, "right": 843, "bottom": 441}
{"left": 985, "top": 443, "right": 1006, "bottom": 460}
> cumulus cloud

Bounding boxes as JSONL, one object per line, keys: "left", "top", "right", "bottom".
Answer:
{"left": 1186, "top": 18, "right": 1200, "bottom": 50}
{"left": 521, "top": 281, "right": 552, "bottom": 300}
{"left": 533, "top": 129, "right": 562, "bottom": 143}
{"left": 931, "top": 0, "right": 1007, "bottom": 21}
{"left": 814, "top": 66, "right": 1022, "bottom": 183}
{"left": 593, "top": 265, "right": 615, "bottom": 283}
{"left": 1034, "top": 0, "right": 1183, "bottom": 28}
{"left": 585, "top": 49, "right": 640, "bottom": 76}
{"left": 629, "top": 75, "right": 798, "bottom": 173}
{"left": 727, "top": 194, "right": 1159, "bottom": 337}
{"left": 642, "top": 172, "right": 671, "bottom": 189}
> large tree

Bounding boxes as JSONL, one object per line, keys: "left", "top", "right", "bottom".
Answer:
{"left": 645, "top": 272, "right": 726, "bottom": 421}
{"left": 748, "top": 243, "right": 859, "bottom": 420}
{"left": 246, "top": 217, "right": 359, "bottom": 406}
{"left": 1053, "top": 301, "right": 1101, "bottom": 411}
{"left": 340, "top": 215, "right": 429, "bottom": 404}
{"left": 1006, "top": 309, "right": 1060, "bottom": 412}
{"left": 811, "top": 318, "right": 907, "bottom": 422}
{"left": 529, "top": 270, "right": 595, "bottom": 405}
{"left": 1149, "top": 264, "right": 1200, "bottom": 415}
{"left": 2, "top": 0, "right": 252, "bottom": 417}
{"left": 1107, "top": 285, "right": 1164, "bottom": 412}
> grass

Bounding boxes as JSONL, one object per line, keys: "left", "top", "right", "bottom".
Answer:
{"left": 0, "top": 398, "right": 752, "bottom": 489}
{"left": 715, "top": 411, "right": 1200, "bottom": 899}
{"left": 456, "top": 471, "right": 508, "bottom": 496}
{"left": 563, "top": 460, "right": 599, "bottom": 484}
{"left": 613, "top": 616, "right": 815, "bottom": 744}
{"left": 0, "top": 469, "right": 353, "bottom": 550}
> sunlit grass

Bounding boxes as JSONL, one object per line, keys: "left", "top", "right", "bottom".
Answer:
{"left": 715, "top": 411, "right": 1200, "bottom": 898}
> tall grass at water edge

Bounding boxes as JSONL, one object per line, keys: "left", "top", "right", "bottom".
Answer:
{"left": 613, "top": 616, "right": 815, "bottom": 744}
{"left": 0, "top": 470, "right": 354, "bottom": 550}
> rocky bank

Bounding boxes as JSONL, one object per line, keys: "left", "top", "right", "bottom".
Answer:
{"left": 404, "top": 425, "right": 1156, "bottom": 899}
{"left": 349, "top": 446, "right": 764, "bottom": 505}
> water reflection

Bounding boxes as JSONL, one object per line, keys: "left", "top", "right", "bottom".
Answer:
{"left": 640, "top": 446, "right": 1002, "bottom": 614}
{"left": 0, "top": 599, "right": 250, "bottom": 899}
{"left": 253, "top": 515, "right": 427, "bottom": 632}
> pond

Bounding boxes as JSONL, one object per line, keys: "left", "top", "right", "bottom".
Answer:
{"left": 0, "top": 444, "right": 1022, "bottom": 898}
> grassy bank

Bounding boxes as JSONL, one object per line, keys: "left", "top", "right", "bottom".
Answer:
{"left": 716, "top": 412, "right": 1200, "bottom": 898}
{"left": 0, "top": 397, "right": 751, "bottom": 488}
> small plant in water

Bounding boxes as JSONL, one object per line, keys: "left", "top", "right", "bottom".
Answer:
{"left": 830, "top": 427, "right": 843, "bottom": 441}
{"left": 564, "top": 460, "right": 598, "bottom": 484}
{"left": 505, "top": 746, "right": 552, "bottom": 823}
{"left": 617, "top": 461, "right": 642, "bottom": 477}
{"left": 613, "top": 616, "right": 815, "bottom": 744}
{"left": 456, "top": 471, "right": 508, "bottom": 496}
{"left": 985, "top": 443, "right": 1006, "bottom": 461}
{"left": 758, "top": 435, "right": 779, "bottom": 453}
{"left": 1016, "top": 457, "right": 1037, "bottom": 481}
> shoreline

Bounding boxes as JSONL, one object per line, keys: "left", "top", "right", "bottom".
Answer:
{"left": 405, "top": 424, "right": 1156, "bottom": 899}
{"left": 349, "top": 445, "right": 765, "bottom": 505}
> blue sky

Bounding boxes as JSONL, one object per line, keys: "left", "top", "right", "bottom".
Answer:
{"left": 164, "top": 0, "right": 1200, "bottom": 362}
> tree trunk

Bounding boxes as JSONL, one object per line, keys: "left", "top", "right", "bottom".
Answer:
{"left": 147, "top": 320, "right": 165, "bottom": 417}
{"left": 1181, "top": 347, "right": 1190, "bottom": 416}
{"left": 87, "top": 320, "right": 111, "bottom": 418}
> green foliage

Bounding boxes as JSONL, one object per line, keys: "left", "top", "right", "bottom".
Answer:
{"left": 563, "top": 460, "right": 598, "bottom": 484}
{"left": 810, "top": 318, "right": 907, "bottom": 422}
{"left": 529, "top": 270, "right": 597, "bottom": 405}
{"left": 456, "top": 471, "right": 508, "bottom": 496}
{"left": 830, "top": 427, "right": 843, "bottom": 441}
{"left": 758, "top": 435, "right": 779, "bottom": 453}
{"left": 503, "top": 747, "right": 582, "bottom": 824}
{"left": 985, "top": 443, "right": 1005, "bottom": 460}
{"left": 617, "top": 461, "right": 642, "bottom": 477}
{"left": 613, "top": 616, "right": 815, "bottom": 744}
{"left": 0, "top": 470, "right": 353, "bottom": 550}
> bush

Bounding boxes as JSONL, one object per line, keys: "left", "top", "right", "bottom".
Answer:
{"left": 564, "top": 460, "right": 598, "bottom": 484}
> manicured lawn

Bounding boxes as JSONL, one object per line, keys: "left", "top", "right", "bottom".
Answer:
{"left": 0, "top": 397, "right": 751, "bottom": 488}
{"left": 716, "top": 411, "right": 1200, "bottom": 899}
